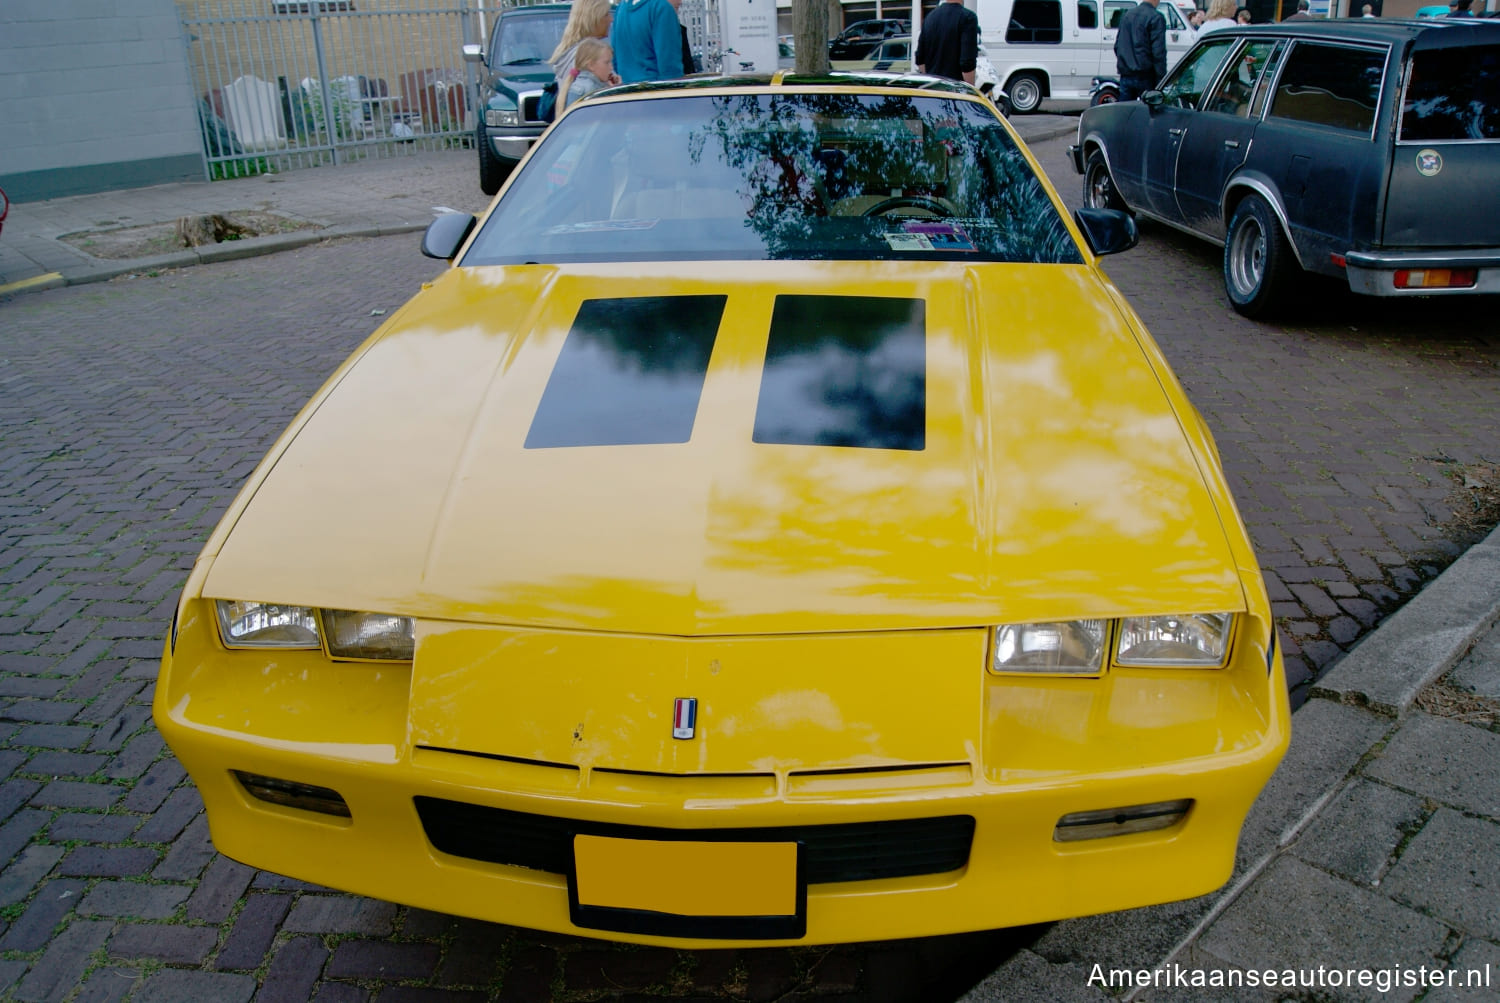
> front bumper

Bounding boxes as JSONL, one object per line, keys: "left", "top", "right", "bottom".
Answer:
{"left": 155, "top": 603, "right": 1288, "bottom": 948}
{"left": 1345, "top": 247, "right": 1500, "bottom": 296}
{"left": 482, "top": 127, "right": 542, "bottom": 163}
{"left": 1068, "top": 144, "right": 1084, "bottom": 174}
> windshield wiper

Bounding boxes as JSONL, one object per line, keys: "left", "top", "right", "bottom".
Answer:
{"left": 501, "top": 57, "right": 548, "bottom": 65}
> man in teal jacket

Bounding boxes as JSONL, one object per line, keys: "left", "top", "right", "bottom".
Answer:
{"left": 612, "top": 0, "right": 685, "bottom": 83}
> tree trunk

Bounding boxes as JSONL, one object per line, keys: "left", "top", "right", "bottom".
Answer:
{"left": 794, "top": 0, "right": 830, "bottom": 75}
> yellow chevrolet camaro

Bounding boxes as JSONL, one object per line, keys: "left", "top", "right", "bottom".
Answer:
{"left": 156, "top": 74, "right": 1289, "bottom": 947}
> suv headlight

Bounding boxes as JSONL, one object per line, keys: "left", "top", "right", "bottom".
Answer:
{"left": 485, "top": 94, "right": 520, "bottom": 128}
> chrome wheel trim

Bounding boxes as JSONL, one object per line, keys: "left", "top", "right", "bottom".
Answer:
{"left": 1086, "top": 164, "right": 1114, "bottom": 209}
{"left": 1009, "top": 77, "right": 1041, "bottom": 112}
{"left": 1228, "top": 214, "right": 1266, "bottom": 298}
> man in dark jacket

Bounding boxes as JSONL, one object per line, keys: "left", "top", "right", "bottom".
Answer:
{"left": 1114, "top": 0, "right": 1166, "bottom": 102}
{"left": 916, "top": 0, "right": 979, "bottom": 84}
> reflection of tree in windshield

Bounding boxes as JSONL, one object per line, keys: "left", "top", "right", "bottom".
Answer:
{"left": 467, "top": 91, "right": 1082, "bottom": 265}
{"left": 685, "top": 93, "right": 1076, "bottom": 261}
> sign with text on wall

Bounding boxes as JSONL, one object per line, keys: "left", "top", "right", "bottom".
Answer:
{"left": 719, "top": 0, "right": 779, "bottom": 73}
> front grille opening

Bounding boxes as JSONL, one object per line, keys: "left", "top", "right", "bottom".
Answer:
{"left": 413, "top": 797, "right": 975, "bottom": 884}
{"left": 234, "top": 771, "right": 351, "bottom": 818}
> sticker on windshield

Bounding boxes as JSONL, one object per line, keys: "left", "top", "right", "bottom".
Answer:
{"left": 544, "top": 218, "right": 659, "bottom": 235}
{"left": 1415, "top": 149, "right": 1443, "bottom": 177}
{"left": 884, "top": 232, "right": 933, "bottom": 251}
{"left": 903, "top": 222, "right": 975, "bottom": 252}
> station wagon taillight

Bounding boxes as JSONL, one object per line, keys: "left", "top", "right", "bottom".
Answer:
{"left": 1394, "top": 269, "right": 1477, "bottom": 290}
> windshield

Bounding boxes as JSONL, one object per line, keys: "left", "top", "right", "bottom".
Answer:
{"left": 463, "top": 93, "right": 1083, "bottom": 265}
{"left": 493, "top": 11, "right": 569, "bottom": 66}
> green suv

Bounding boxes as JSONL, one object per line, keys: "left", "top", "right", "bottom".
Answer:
{"left": 463, "top": 3, "right": 571, "bottom": 195}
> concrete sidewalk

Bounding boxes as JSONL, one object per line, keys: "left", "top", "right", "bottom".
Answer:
{"left": 964, "top": 523, "right": 1500, "bottom": 1003}
{"left": 0, "top": 113, "right": 1084, "bottom": 297}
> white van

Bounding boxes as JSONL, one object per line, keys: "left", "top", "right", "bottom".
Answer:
{"left": 973, "top": 0, "right": 1197, "bottom": 112}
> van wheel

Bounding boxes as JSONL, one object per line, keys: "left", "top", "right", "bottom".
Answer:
{"left": 477, "top": 124, "right": 509, "bottom": 196}
{"left": 1006, "top": 73, "right": 1044, "bottom": 114}
{"left": 1224, "top": 195, "right": 1299, "bottom": 319}
{"left": 1083, "top": 150, "right": 1126, "bottom": 212}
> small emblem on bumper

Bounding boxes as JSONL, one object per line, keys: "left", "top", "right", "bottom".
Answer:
{"left": 673, "top": 697, "right": 697, "bottom": 739}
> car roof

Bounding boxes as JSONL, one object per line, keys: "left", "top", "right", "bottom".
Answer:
{"left": 598, "top": 72, "right": 978, "bottom": 101}
{"left": 500, "top": 3, "right": 569, "bottom": 13}
{"left": 1209, "top": 17, "right": 1500, "bottom": 43}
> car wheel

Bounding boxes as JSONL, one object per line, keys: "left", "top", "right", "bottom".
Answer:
{"left": 1005, "top": 72, "right": 1044, "bottom": 115}
{"left": 1223, "top": 195, "right": 1299, "bottom": 319}
{"left": 1083, "top": 150, "right": 1126, "bottom": 213}
{"left": 1089, "top": 87, "right": 1118, "bottom": 107}
{"left": 477, "top": 124, "right": 509, "bottom": 197}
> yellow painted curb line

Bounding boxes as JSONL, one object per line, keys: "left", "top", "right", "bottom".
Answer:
{"left": 0, "top": 272, "right": 64, "bottom": 296}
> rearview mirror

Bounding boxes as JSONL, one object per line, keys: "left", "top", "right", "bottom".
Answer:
{"left": 421, "top": 212, "right": 478, "bottom": 261}
{"left": 462, "top": 43, "right": 485, "bottom": 66}
{"left": 1141, "top": 89, "right": 1165, "bottom": 108}
{"left": 1074, "top": 208, "right": 1138, "bottom": 257}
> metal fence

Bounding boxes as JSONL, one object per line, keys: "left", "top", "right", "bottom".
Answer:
{"left": 179, "top": 0, "right": 491, "bottom": 178}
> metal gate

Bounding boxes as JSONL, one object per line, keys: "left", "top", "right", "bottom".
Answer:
{"left": 179, "top": 0, "right": 491, "bottom": 178}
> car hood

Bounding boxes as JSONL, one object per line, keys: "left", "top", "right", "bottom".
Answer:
{"left": 203, "top": 260, "right": 1244, "bottom": 635}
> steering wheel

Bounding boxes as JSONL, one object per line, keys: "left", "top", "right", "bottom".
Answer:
{"left": 861, "top": 195, "right": 954, "bottom": 219}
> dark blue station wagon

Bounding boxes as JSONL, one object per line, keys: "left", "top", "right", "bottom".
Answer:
{"left": 1069, "top": 19, "right": 1500, "bottom": 317}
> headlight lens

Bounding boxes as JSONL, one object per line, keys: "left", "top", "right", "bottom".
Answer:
{"left": 991, "top": 620, "right": 1107, "bottom": 674}
{"left": 1116, "top": 613, "right": 1233, "bottom": 667}
{"left": 321, "top": 609, "right": 415, "bottom": 661}
{"left": 485, "top": 95, "right": 520, "bottom": 127}
{"left": 215, "top": 600, "right": 320, "bottom": 649}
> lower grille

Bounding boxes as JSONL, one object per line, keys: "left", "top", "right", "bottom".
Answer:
{"left": 414, "top": 797, "right": 975, "bottom": 884}
{"left": 520, "top": 93, "right": 542, "bottom": 123}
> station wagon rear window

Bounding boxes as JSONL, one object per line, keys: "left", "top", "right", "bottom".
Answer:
{"left": 1400, "top": 44, "right": 1500, "bottom": 141}
{"left": 463, "top": 93, "right": 1082, "bottom": 266}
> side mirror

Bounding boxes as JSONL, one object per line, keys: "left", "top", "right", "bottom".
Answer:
{"left": 462, "top": 43, "right": 485, "bottom": 66}
{"left": 421, "top": 212, "right": 478, "bottom": 261}
{"left": 1074, "top": 207, "right": 1138, "bottom": 256}
{"left": 1141, "top": 89, "right": 1165, "bottom": 107}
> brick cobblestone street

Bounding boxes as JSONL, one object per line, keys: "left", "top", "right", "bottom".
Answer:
{"left": 0, "top": 132, "right": 1496, "bottom": 1000}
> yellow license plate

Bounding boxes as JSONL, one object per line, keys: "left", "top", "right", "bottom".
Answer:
{"left": 572, "top": 834, "right": 799, "bottom": 918}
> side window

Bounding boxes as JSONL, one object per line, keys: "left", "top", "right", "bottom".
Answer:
{"left": 1158, "top": 39, "right": 1236, "bottom": 109}
{"left": 1104, "top": 1, "right": 1132, "bottom": 28}
{"left": 1248, "top": 41, "right": 1286, "bottom": 119}
{"left": 1158, "top": 3, "right": 1184, "bottom": 29}
{"left": 1268, "top": 43, "right": 1385, "bottom": 135}
{"left": 1006, "top": 0, "right": 1064, "bottom": 43}
{"left": 1400, "top": 45, "right": 1500, "bottom": 141}
{"left": 1204, "top": 40, "right": 1279, "bottom": 117}
{"left": 1079, "top": 0, "right": 1099, "bottom": 29}
{"left": 885, "top": 41, "right": 910, "bottom": 60}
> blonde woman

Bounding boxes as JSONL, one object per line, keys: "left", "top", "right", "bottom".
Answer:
{"left": 551, "top": 0, "right": 616, "bottom": 80}
{"left": 1200, "top": 0, "right": 1238, "bottom": 31}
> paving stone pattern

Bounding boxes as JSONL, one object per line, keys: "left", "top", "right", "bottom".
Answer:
{"left": 0, "top": 133, "right": 1497, "bottom": 1000}
{"left": 1178, "top": 680, "right": 1500, "bottom": 1003}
